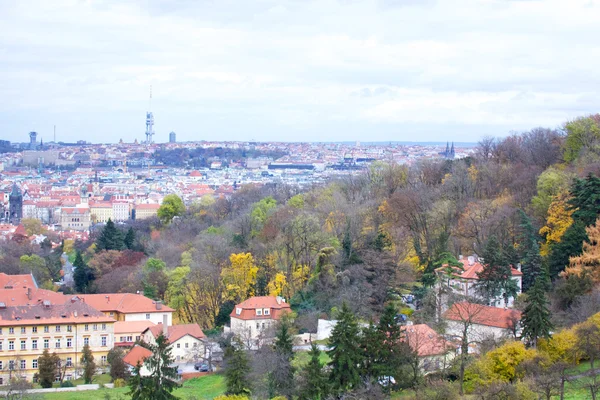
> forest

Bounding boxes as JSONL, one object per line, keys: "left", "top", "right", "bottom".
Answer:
{"left": 4, "top": 114, "right": 600, "bottom": 399}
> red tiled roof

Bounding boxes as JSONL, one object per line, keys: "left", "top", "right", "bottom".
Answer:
{"left": 0, "top": 299, "right": 115, "bottom": 326}
{"left": 444, "top": 302, "right": 521, "bottom": 329}
{"left": 78, "top": 293, "right": 174, "bottom": 314}
{"left": 230, "top": 296, "right": 291, "bottom": 321}
{"left": 440, "top": 259, "right": 522, "bottom": 280}
{"left": 114, "top": 320, "right": 156, "bottom": 335}
{"left": 401, "top": 324, "right": 456, "bottom": 357}
{"left": 0, "top": 273, "right": 37, "bottom": 289}
{"left": 145, "top": 323, "right": 206, "bottom": 342}
{"left": 0, "top": 288, "right": 65, "bottom": 306}
{"left": 123, "top": 345, "right": 153, "bottom": 367}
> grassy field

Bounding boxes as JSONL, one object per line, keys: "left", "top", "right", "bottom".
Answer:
{"left": 42, "top": 374, "right": 226, "bottom": 400}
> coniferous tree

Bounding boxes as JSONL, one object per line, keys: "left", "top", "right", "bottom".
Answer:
{"left": 107, "top": 347, "right": 129, "bottom": 381}
{"left": 38, "top": 349, "right": 59, "bottom": 388}
{"left": 298, "top": 343, "right": 329, "bottom": 400}
{"left": 517, "top": 210, "right": 544, "bottom": 291}
{"left": 269, "top": 315, "right": 296, "bottom": 399}
{"left": 224, "top": 339, "right": 251, "bottom": 396}
{"left": 327, "top": 302, "right": 364, "bottom": 394}
{"left": 476, "top": 236, "right": 518, "bottom": 306}
{"left": 81, "top": 344, "right": 96, "bottom": 384}
{"left": 360, "top": 321, "right": 383, "bottom": 382}
{"left": 377, "top": 303, "right": 405, "bottom": 385}
{"left": 96, "top": 219, "right": 125, "bottom": 251}
{"left": 124, "top": 227, "right": 136, "bottom": 250}
{"left": 73, "top": 250, "right": 91, "bottom": 293}
{"left": 521, "top": 278, "right": 553, "bottom": 348}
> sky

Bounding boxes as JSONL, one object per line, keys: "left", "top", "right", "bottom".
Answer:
{"left": 1, "top": 0, "right": 599, "bottom": 144}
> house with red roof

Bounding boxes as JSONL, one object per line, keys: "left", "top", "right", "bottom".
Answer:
{"left": 229, "top": 296, "right": 291, "bottom": 346}
{"left": 443, "top": 302, "right": 521, "bottom": 353}
{"left": 401, "top": 324, "right": 457, "bottom": 373}
{"left": 77, "top": 293, "right": 174, "bottom": 326}
{"left": 142, "top": 322, "right": 206, "bottom": 362}
{"left": 123, "top": 344, "right": 153, "bottom": 376}
{"left": 437, "top": 255, "right": 522, "bottom": 308}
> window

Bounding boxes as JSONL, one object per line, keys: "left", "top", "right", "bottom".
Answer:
{"left": 67, "top": 325, "right": 72, "bottom": 332}
{"left": 176, "top": 343, "right": 180, "bottom": 349}
{"left": 176, "top": 356, "right": 180, "bottom": 361}
{"left": 101, "top": 336, "right": 107, "bottom": 347}
{"left": 0, "top": 341, "right": 3, "bottom": 351}
{"left": 66, "top": 357, "right": 72, "bottom": 367}
{"left": 0, "top": 328, "right": 2, "bottom": 334}
{"left": 44, "top": 326, "right": 49, "bottom": 333}
{"left": 84, "top": 324, "right": 89, "bottom": 332}
{"left": 0, "top": 378, "right": 3, "bottom": 385}
{"left": 32, "top": 340, "right": 37, "bottom": 350}
{"left": 32, "top": 359, "right": 37, "bottom": 369}
{"left": 256, "top": 323, "right": 259, "bottom": 329}
{"left": 263, "top": 308, "right": 270, "bottom": 316}
{"left": 20, "top": 327, "right": 26, "bottom": 334}
{"left": 20, "top": 360, "right": 25, "bottom": 370}
{"left": 20, "top": 340, "right": 26, "bottom": 350}
{"left": 256, "top": 309, "right": 262, "bottom": 316}
{"left": 9, "top": 361, "right": 14, "bottom": 370}
{"left": 8, "top": 328, "right": 14, "bottom": 334}
{"left": 193, "top": 343, "right": 197, "bottom": 348}
{"left": 55, "top": 339, "right": 61, "bottom": 348}
{"left": 236, "top": 308, "right": 241, "bottom": 315}
{"left": 93, "top": 324, "right": 98, "bottom": 331}
{"left": 185, "top": 343, "right": 189, "bottom": 349}
{"left": 146, "top": 314, "right": 150, "bottom": 320}
{"left": 101, "top": 355, "right": 107, "bottom": 364}
{"left": 135, "top": 336, "right": 140, "bottom": 341}
{"left": 83, "top": 337, "right": 89, "bottom": 346}
{"left": 8, "top": 341, "right": 14, "bottom": 350}
{"left": 43, "top": 339, "right": 49, "bottom": 349}
{"left": 32, "top": 326, "right": 37, "bottom": 333}
{"left": 0, "top": 361, "right": 3, "bottom": 369}
{"left": 102, "top": 323, "right": 106, "bottom": 331}
{"left": 67, "top": 338, "right": 72, "bottom": 348}
{"left": 109, "top": 312, "right": 114, "bottom": 317}
{"left": 127, "top": 336, "right": 133, "bottom": 342}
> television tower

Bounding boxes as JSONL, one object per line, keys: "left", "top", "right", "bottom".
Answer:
{"left": 145, "top": 86, "right": 154, "bottom": 144}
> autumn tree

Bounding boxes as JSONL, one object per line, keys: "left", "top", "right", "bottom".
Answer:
{"left": 38, "top": 349, "right": 59, "bottom": 388}
{"left": 575, "top": 321, "right": 600, "bottom": 399}
{"left": 222, "top": 253, "right": 258, "bottom": 302}
{"left": 563, "top": 114, "right": 600, "bottom": 163}
{"left": 562, "top": 218, "right": 600, "bottom": 284}
{"left": 107, "top": 347, "right": 129, "bottom": 381}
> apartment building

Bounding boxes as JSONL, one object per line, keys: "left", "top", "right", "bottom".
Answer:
{"left": 77, "top": 294, "right": 174, "bottom": 326}
{"left": 0, "top": 298, "right": 115, "bottom": 383}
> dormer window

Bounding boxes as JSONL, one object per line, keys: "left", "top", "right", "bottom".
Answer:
{"left": 256, "top": 309, "right": 263, "bottom": 316}
{"left": 235, "top": 308, "right": 242, "bottom": 315}
{"left": 264, "top": 308, "right": 270, "bottom": 316}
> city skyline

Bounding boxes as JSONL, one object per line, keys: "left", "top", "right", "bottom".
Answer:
{"left": 1, "top": 0, "right": 599, "bottom": 143}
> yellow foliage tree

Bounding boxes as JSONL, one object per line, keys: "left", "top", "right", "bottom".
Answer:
{"left": 562, "top": 218, "right": 600, "bottom": 283}
{"left": 466, "top": 341, "right": 536, "bottom": 387}
{"left": 222, "top": 253, "right": 259, "bottom": 302}
{"left": 539, "top": 192, "right": 574, "bottom": 257}
{"left": 267, "top": 272, "right": 287, "bottom": 297}
{"left": 538, "top": 327, "right": 581, "bottom": 364}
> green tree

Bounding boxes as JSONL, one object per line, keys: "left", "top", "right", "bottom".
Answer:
{"left": 298, "top": 343, "right": 329, "bottom": 400}
{"left": 38, "top": 349, "right": 59, "bottom": 388}
{"left": 376, "top": 303, "right": 406, "bottom": 386}
{"left": 549, "top": 221, "right": 588, "bottom": 279}
{"left": 327, "top": 302, "right": 364, "bottom": 394}
{"left": 517, "top": 210, "right": 544, "bottom": 292}
{"left": 81, "top": 344, "right": 96, "bottom": 384}
{"left": 563, "top": 114, "right": 600, "bottom": 163}
{"left": 269, "top": 315, "right": 296, "bottom": 399}
{"left": 158, "top": 194, "right": 186, "bottom": 224}
{"left": 107, "top": 347, "right": 129, "bottom": 381}
{"left": 124, "top": 227, "right": 136, "bottom": 250}
{"left": 224, "top": 340, "right": 251, "bottom": 396}
{"left": 128, "top": 333, "right": 180, "bottom": 400}
{"left": 521, "top": 278, "right": 553, "bottom": 348}
{"left": 96, "top": 219, "right": 125, "bottom": 251}
{"left": 73, "top": 250, "right": 92, "bottom": 293}
{"left": 476, "top": 236, "right": 519, "bottom": 306}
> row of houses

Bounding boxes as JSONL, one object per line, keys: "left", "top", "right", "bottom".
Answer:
{"left": 0, "top": 273, "right": 205, "bottom": 384}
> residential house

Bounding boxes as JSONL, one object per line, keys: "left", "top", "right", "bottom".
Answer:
{"left": 229, "top": 296, "right": 291, "bottom": 346}
{"left": 77, "top": 294, "right": 174, "bottom": 326}
{"left": 142, "top": 322, "right": 206, "bottom": 363}
{"left": 123, "top": 344, "right": 153, "bottom": 376}
{"left": 401, "top": 324, "right": 457, "bottom": 373}
{"left": 114, "top": 320, "right": 155, "bottom": 347}
{"left": 443, "top": 302, "right": 521, "bottom": 353}
{"left": 437, "top": 255, "right": 523, "bottom": 308}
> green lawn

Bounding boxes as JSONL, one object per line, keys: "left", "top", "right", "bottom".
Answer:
{"left": 42, "top": 374, "right": 226, "bottom": 400}
{"left": 292, "top": 350, "right": 330, "bottom": 369}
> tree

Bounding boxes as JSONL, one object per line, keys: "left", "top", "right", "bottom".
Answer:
{"left": 221, "top": 253, "right": 258, "bottom": 302}
{"left": 517, "top": 209, "right": 543, "bottom": 292}
{"left": 576, "top": 321, "right": 600, "bottom": 400}
{"left": 327, "top": 302, "right": 364, "bottom": 395}
{"left": 521, "top": 278, "right": 552, "bottom": 348}
{"left": 81, "top": 344, "right": 96, "bottom": 384}
{"left": 224, "top": 339, "right": 251, "bottom": 396}
{"left": 107, "top": 347, "right": 129, "bottom": 381}
{"left": 129, "top": 333, "right": 180, "bottom": 400}
{"left": 563, "top": 114, "right": 600, "bottom": 163}
{"left": 476, "top": 236, "right": 518, "bottom": 306}
{"left": 549, "top": 221, "right": 588, "bottom": 279}
{"left": 73, "top": 250, "right": 92, "bottom": 293}
{"left": 96, "top": 219, "right": 125, "bottom": 251}
{"left": 268, "top": 315, "right": 296, "bottom": 399}
{"left": 158, "top": 194, "right": 186, "bottom": 224}
{"left": 562, "top": 218, "right": 600, "bottom": 284}
{"left": 376, "top": 303, "right": 407, "bottom": 387}
{"left": 522, "top": 355, "right": 568, "bottom": 400}
{"left": 124, "top": 227, "right": 136, "bottom": 250}
{"left": 298, "top": 343, "right": 329, "bottom": 400}
{"left": 38, "top": 349, "right": 59, "bottom": 388}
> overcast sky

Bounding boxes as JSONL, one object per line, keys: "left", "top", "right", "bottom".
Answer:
{"left": 1, "top": 0, "right": 599, "bottom": 144}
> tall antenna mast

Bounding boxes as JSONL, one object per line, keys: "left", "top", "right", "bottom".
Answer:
{"left": 145, "top": 85, "right": 155, "bottom": 144}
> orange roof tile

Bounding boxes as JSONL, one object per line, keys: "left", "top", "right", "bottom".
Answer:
{"left": 230, "top": 296, "right": 291, "bottom": 321}
{"left": 444, "top": 302, "right": 521, "bottom": 329}
{"left": 114, "top": 320, "right": 156, "bottom": 335}
{"left": 401, "top": 324, "right": 456, "bottom": 357}
{"left": 145, "top": 323, "right": 206, "bottom": 342}
{"left": 440, "top": 259, "right": 522, "bottom": 280}
{"left": 123, "top": 345, "right": 153, "bottom": 367}
{"left": 78, "top": 293, "right": 174, "bottom": 314}
{"left": 0, "top": 273, "right": 37, "bottom": 289}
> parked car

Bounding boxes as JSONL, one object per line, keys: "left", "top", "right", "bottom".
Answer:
{"left": 194, "top": 363, "right": 210, "bottom": 372}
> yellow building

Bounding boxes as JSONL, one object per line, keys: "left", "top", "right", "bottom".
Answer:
{"left": 133, "top": 203, "right": 160, "bottom": 220}
{"left": 89, "top": 201, "right": 114, "bottom": 224}
{"left": 0, "top": 297, "right": 115, "bottom": 383}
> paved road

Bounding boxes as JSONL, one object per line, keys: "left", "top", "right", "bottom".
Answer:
{"left": 293, "top": 344, "right": 329, "bottom": 351}
{"left": 62, "top": 253, "right": 74, "bottom": 287}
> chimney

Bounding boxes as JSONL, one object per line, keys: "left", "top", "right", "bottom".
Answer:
{"left": 467, "top": 256, "right": 475, "bottom": 266}
{"left": 276, "top": 296, "right": 282, "bottom": 305}
{"left": 516, "top": 263, "right": 521, "bottom": 272}
{"left": 156, "top": 301, "right": 162, "bottom": 310}
{"left": 26, "top": 288, "right": 32, "bottom": 301}
{"left": 458, "top": 254, "right": 463, "bottom": 260}
{"left": 162, "top": 314, "right": 168, "bottom": 337}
